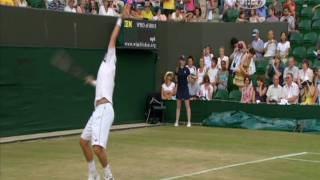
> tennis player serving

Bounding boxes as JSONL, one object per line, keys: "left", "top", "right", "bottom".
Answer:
{"left": 79, "top": 7, "right": 129, "bottom": 179}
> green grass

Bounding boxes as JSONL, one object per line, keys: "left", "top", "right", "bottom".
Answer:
{"left": 1, "top": 126, "right": 320, "bottom": 180}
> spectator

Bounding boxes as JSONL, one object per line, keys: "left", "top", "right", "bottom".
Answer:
{"left": 162, "top": 0, "right": 175, "bottom": 17}
{"left": 241, "top": 76, "right": 254, "bottom": 104}
{"left": 224, "top": 0, "right": 237, "bottom": 12}
{"left": 48, "top": 0, "right": 65, "bottom": 11}
{"left": 199, "top": 75, "right": 214, "bottom": 100}
{"left": 271, "top": 0, "right": 283, "bottom": 17}
{"left": 282, "top": 73, "right": 299, "bottom": 104}
{"left": 188, "top": 74, "right": 200, "bottom": 100}
{"left": 207, "top": 57, "right": 219, "bottom": 93}
{"left": 150, "top": 0, "right": 160, "bottom": 12}
{"left": 17, "top": 0, "right": 28, "bottom": 7}
{"left": 298, "top": 60, "right": 314, "bottom": 87}
{"left": 264, "top": 30, "right": 277, "bottom": 59}
{"left": 249, "top": 9, "right": 261, "bottom": 23}
{"left": 217, "top": 61, "right": 229, "bottom": 90}
{"left": 207, "top": 0, "right": 220, "bottom": 22}
{"left": 254, "top": 76, "right": 267, "bottom": 103}
{"left": 314, "top": 67, "right": 320, "bottom": 105}
{"left": 142, "top": 2, "right": 154, "bottom": 20}
{"left": 203, "top": 45, "right": 214, "bottom": 69}
{"left": 266, "top": 75, "right": 283, "bottom": 104}
{"left": 89, "top": 0, "right": 99, "bottom": 14}
{"left": 251, "top": 29, "right": 264, "bottom": 60}
{"left": 186, "top": 56, "right": 197, "bottom": 77}
{"left": 170, "top": 6, "right": 184, "bottom": 21}
{"left": 161, "top": 71, "right": 176, "bottom": 100}
{"left": 197, "top": 57, "right": 207, "bottom": 85}
{"left": 257, "top": 5, "right": 267, "bottom": 20}
{"left": 64, "top": 0, "right": 76, "bottom": 13}
{"left": 266, "top": 55, "right": 284, "bottom": 85}
{"left": 175, "top": 55, "right": 191, "bottom": 127}
{"left": 191, "top": 7, "right": 204, "bottom": 22}
{"left": 184, "top": 0, "right": 196, "bottom": 13}
{"left": 230, "top": 41, "right": 246, "bottom": 74}
{"left": 276, "top": 32, "right": 290, "bottom": 64}
{"left": 236, "top": 11, "right": 248, "bottom": 23}
{"left": 233, "top": 47, "right": 256, "bottom": 88}
{"left": 266, "top": 7, "right": 279, "bottom": 22}
{"left": 283, "top": 57, "right": 299, "bottom": 83}
{"left": 217, "top": 47, "right": 229, "bottom": 69}
{"left": 99, "top": 0, "right": 118, "bottom": 16}
{"left": 283, "top": 0, "right": 296, "bottom": 17}
{"left": 153, "top": 8, "right": 167, "bottom": 21}
{"left": 77, "top": 0, "right": 89, "bottom": 14}
{"left": 280, "top": 8, "right": 295, "bottom": 32}
{"left": 132, "top": 4, "right": 144, "bottom": 19}
{"left": 301, "top": 81, "right": 316, "bottom": 105}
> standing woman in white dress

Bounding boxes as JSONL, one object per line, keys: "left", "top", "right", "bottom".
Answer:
{"left": 197, "top": 57, "right": 207, "bottom": 85}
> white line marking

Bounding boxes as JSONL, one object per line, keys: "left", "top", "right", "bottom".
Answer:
{"left": 284, "top": 158, "right": 320, "bottom": 163}
{"left": 160, "top": 152, "right": 307, "bottom": 180}
{"left": 307, "top": 152, "right": 320, "bottom": 155}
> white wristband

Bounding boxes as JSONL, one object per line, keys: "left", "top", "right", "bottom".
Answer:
{"left": 116, "top": 18, "right": 122, "bottom": 27}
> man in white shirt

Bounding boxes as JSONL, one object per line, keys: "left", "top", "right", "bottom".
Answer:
{"left": 170, "top": 6, "right": 184, "bottom": 21}
{"left": 64, "top": 0, "right": 76, "bottom": 13}
{"left": 207, "top": 57, "right": 219, "bottom": 93}
{"left": 282, "top": 73, "right": 299, "bottom": 104}
{"left": 267, "top": 75, "right": 283, "bottom": 104}
{"left": 204, "top": 45, "right": 214, "bottom": 69}
{"left": 79, "top": 13, "right": 125, "bottom": 180}
{"left": 283, "top": 57, "right": 299, "bottom": 82}
{"left": 264, "top": 30, "right": 277, "bottom": 59}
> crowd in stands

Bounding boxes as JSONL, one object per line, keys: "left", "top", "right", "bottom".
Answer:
{"left": 161, "top": 28, "right": 320, "bottom": 105}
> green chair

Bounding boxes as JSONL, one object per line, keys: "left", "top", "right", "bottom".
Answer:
{"left": 226, "top": 9, "right": 240, "bottom": 22}
{"left": 229, "top": 90, "right": 242, "bottom": 102}
{"left": 227, "top": 77, "right": 238, "bottom": 92}
{"left": 290, "top": 32, "right": 303, "bottom": 48}
{"left": 214, "top": 90, "right": 229, "bottom": 100}
{"left": 306, "top": 47, "right": 317, "bottom": 59}
{"left": 307, "top": 0, "right": 320, "bottom": 6}
{"left": 295, "top": 0, "right": 304, "bottom": 6}
{"left": 312, "top": 20, "right": 320, "bottom": 33}
{"left": 312, "top": 11, "right": 320, "bottom": 22}
{"left": 255, "top": 60, "right": 269, "bottom": 75}
{"left": 292, "top": 47, "right": 307, "bottom": 62}
{"left": 300, "top": 7, "right": 313, "bottom": 19}
{"left": 298, "top": 20, "right": 312, "bottom": 33}
{"left": 303, "top": 32, "right": 318, "bottom": 46}
{"left": 251, "top": 74, "right": 258, "bottom": 87}
{"left": 313, "top": 59, "right": 320, "bottom": 69}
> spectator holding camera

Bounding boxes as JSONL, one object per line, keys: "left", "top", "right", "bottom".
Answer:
{"left": 301, "top": 80, "right": 316, "bottom": 105}
{"left": 230, "top": 41, "right": 246, "bottom": 74}
{"left": 233, "top": 47, "right": 256, "bottom": 88}
{"left": 266, "top": 55, "right": 284, "bottom": 85}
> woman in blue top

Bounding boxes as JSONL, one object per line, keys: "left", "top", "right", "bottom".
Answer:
{"left": 175, "top": 55, "right": 192, "bottom": 127}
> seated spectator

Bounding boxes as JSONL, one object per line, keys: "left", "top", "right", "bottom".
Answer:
{"left": 266, "top": 55, "right": 284, "bottom": 85}
{"left": 282, "top": 73, "right": 299, "bottom": 104}
{"left": 170, "top": 6, "right": 184, "bottom": 21}
{"left": 203, "top": 45, "right": 214, "bottom": 69}
{"left": 251, "top": 29, "right": 264, "bottom": 60}
{"left": 280, "top": 8, "right": 295, "bottom": 32}
{"left": 48, "top": 0, "right": 65, "bottom": 11}
{"left": 266, "top": 7, "right": 279, "bottom": 22}
{"left": 283, "top": 57, "right": 299, "bottom": 83}
{"left": 150, "top": 0, "right": 160, "bottom": 12}
{"left": 142, "top": 2, "right": 154, "bottom": 20}
{"left": 153, "top": 9, "right": 167, "bottom": 21}
{"left": 207, "top": 57, "right": 219, "bottom": 92}
{"left": 230, "top": 41, "right": 246, "bottom": 74}
{"left": 162, "top": 0, "right": 175, "bottom": 17}
{"left": 185, "top": 12, "right": 194, "bottom": 22}
{"left": 77, "top": 0, "right": 89, "bottom": 14}
{"left": 186, "top": 55, "right": 197, "bottom": 77}
{"left": 314, "top": 67, "right": 320, "bottom": 105}
{"left": 224, "top": 0, "right": 237, "bottom": 12}
{"left": 17, "top": 0, "right": 28, "bottom": 7}
{"left": 256, "top": 5, "right": 267, "bottom": 21}
{"left": 217, "top": 61, "right": 229, "bottom": 90}
{"left": 191, "top": 7, "right": 204, "bottom": 22}
{"left": 64, "top": 0, "right": 76, "bottom": 13}
{"left": 241, "top": 76, "right": 254, "bottom": 104}
{"left": 188, "top": 74, "right": 200, "bottom": 100}
{"left": 301, "top": 81, "right": 316, "bottom": 105}
{"left": 254, "top": 76, "right": 267, "bottom": 103}
{"left": 197, "top": 57, "right": 207, "bottom": 85}
{"left": 161, "top": 72, "right": 176, "bottom": 100}
{"left": 249, "top": 9, "right": 262, "bottom": 23}
{"left": 283, "top": 0, "right": 296, "bottom": 17}
{"left": 266, "top": 75, "right": 283, "bottom": 104}
{"left": 217, "top": 47, "right": 229, "bottom": 69}
{"left": 207, "top": 0, "right": 220, "bottom": 22}
{"left": 264, "top": 30, "right": 277, "bottom": 59}
{"left": 271, "top": 0, "right": 283, "bottom": 17}
{"left": 132, "top": 4, "right": 144, "bottom": 19}
{"left": 199, "top": 75, "right": 214, "bottom": 100}
{"left": 298, "top": 60, "right": 314, "bottom": 87}
{"left": 89, "top": 0, "right": 99, "bottom": 15}
{"left": 276, "top": 32, "right": 290, "bottom": 64}
{"left": 233, "top": 47, "right": 256, "bottom": 88}
{"left": 184, "top": 0, "right": 196, "bottom": 13}
{"left": 236, "top": 11, "right": 248, "bottom": 23}
{"left": 99, "top": 0, "right": 118, "bottom": 16}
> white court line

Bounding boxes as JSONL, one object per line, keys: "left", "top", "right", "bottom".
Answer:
{"left": 284, "top": 158, "right": 320, "bottom": 163}
{"left": 307, "top": 152, "right": 320, "bottom": 155}
{"left": 160, "top": 152, "right": 307, "bottom": 180}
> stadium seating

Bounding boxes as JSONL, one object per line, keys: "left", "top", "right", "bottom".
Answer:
{"left": 292, "top": 46, "right": 307, "bottom": 62}
{"left": 255, "top": 60, "right": 269, "bottom": 75}
{"left": 214, "top": 90, "right": 229, "bottom": 100}
{"left": 298, "top": 20, "right": 312, "bottom": 33}
{"left": 313, "top": 59, "right": 320, "bottom": 69}
{"left": 226, "top": 9, "right": 240, "bottom": 22}
{"left": 306, "top": 47, "right": 317, "bottom": 59}
{"left": 312, "top": 20, "right": 320, "bottom": 33}
{"left": 300, "top": 7, "right": 313, "bottom": 20}
{"left": 303, "top": 32, "right": 318, "bottom": 47}
{"left": 290, "top": 32, "right": 303, "bottom": 48}
{"left": 312, "top": 11, "right": 320, "bottom": 22}
{"left": 229, "top": 90, "right": 241, "bottom": 101}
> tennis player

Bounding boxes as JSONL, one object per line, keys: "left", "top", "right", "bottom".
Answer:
{"left": 79, "top": 15, "right": 123, "bottom": 180}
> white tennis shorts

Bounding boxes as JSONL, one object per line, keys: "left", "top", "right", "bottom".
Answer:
{"left": 81, "top": 103, "right": 114, "bottom": 149}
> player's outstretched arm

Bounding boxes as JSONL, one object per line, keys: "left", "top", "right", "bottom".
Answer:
{"left": 108, "top": 17, "right": 122, "bottom": 49}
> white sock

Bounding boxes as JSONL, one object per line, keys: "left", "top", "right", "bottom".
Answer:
{"left": 104, "top": 164, "right": 113, "bottom": 177}
{"left": 116, "top": 18, "right": 122, "bottom": 27}
{"left": 88, "top": 160, "right": 97, "bottom": 174}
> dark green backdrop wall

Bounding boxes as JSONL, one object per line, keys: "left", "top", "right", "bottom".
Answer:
{"left": 0, "top": 47, "right": 156, "bottom": 137}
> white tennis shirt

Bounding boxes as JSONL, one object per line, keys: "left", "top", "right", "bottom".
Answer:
{"left": 95, "top": 48, "right": 116, "bottom": 105}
